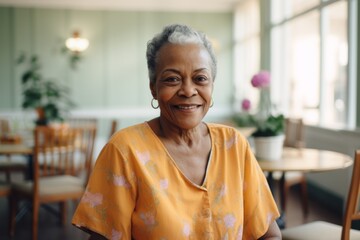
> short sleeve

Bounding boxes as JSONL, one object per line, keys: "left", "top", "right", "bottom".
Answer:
{"left": 242, "top": 141, "right": 280, "bottom": 239}
{"left": 72, "top": 142, "right": 137, "bottom": 239}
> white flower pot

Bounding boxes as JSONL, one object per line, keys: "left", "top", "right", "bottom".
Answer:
{"left": 253, "top": 134, "right": 285, "bottom": 161}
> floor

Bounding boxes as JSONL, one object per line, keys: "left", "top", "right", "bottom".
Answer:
{"left": 0, "top": 183, "right": 342, "bottom": 240}
{"left": 276, "top": 186, "right": 342, "bottom": 228}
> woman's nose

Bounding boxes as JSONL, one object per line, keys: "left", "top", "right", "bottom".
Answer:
{"left": 178, "top": 80, "right": 198, "bottom": 97}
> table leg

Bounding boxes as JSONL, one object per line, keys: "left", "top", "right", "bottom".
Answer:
{"left": 14, "top": 154, "right": 34, "bottom": 222}
{"left": 26, "top": 154, "right": 33, "bottom": 180}
{"left": 266, "top": 171, "right": 286, "bottom": 229}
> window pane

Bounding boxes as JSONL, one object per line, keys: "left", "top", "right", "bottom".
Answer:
{"left": 288, "top": 0, "right": 320, "bottom": 16}
{"left": 272, "top": 0, "right": 320, "bottom": 24}
{"left": 271, "top": 0, "right": 286, "bottom": 24}
{"left": 272, "top": 11, "right": 320, "bottom": 124}
{"left": 321, "top": 1, "right": 348, "bottom": 128}
{"left": 234, "top": 0, "right": 259, "bottom": 40}
{"left": 234, "top": 0, "right": 260, "bottom": 111}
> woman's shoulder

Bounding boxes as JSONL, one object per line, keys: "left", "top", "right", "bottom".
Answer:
{"left": 207, "top": 122, "right": 248, "bottom": 143}
{"left": 207, "top": 122, "right": 239, "bottom": 135}
{"left": 108, "top": 122, "right": 153, "bottom": 144}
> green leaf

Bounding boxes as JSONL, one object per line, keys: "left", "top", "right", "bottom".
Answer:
{"left": 252, "top": 114, "right": 285, "bottom": 137}
{"left": 19, "top": 53, "right": 76, "bottom": 124}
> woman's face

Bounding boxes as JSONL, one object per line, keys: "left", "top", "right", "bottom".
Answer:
{"left": 150, "top": 43, "right": 214, "bottom": 130}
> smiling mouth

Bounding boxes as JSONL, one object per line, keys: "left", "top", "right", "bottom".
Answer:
{"left": 175, "top": 105, "right": 201, "bottom": 110}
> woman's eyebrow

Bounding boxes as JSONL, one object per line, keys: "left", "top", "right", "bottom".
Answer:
{"left": 161, "top": 68, "right": 181, "bottom": 75}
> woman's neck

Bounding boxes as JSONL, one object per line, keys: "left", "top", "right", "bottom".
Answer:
{"left": 151, "top": 117, "right": 207, "bottom": 147}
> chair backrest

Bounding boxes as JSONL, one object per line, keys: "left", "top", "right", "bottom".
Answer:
{"left": 0, "top": 118, "right": 10, "bottom": 136}
{"left": 33, "top": 126, "right": 96, "bottom": 192}
{"left": 284, "top": 117, "right": 305, "bottom": 148}
{"left": 66, "top": 117, "right": 97, "bottom": 129}
{"left": 341, "top": 150, "right": 360, "bottom": 240}
{"left": 109, "top": 119, "right": 118, "bottom": 139}
{"left": 64, "top": 118, "right": 97, "bottom": 180}
{"left": 77, "top": 124, "right": 97, "bottom": 184}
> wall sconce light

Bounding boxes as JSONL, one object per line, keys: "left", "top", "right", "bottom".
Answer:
{"left": 63, "top": 31, "right": 89, "bottom": 69}
{"left": 65, "top": 31, "right": 89, "bottom": 53}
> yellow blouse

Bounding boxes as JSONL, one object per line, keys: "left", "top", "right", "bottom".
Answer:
{"left": 72, "top": 122, "right": 279, "bottom": 239}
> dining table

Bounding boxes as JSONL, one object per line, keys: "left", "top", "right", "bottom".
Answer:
{"left": 0, "top": 141, "right": 34, "bottom": 181}
{"left": 256, "top": 147, "right": 353, "bottom": 229}
{"left": 257, "top": 147, "right": 353, "bottom": 173}
{"left": 0, "top": 143, "right": 32, "bottom": 155}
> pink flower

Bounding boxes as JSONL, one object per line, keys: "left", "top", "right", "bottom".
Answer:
{"left": 183, "top": 223, "right": 191, "bottom": 236}
{"left": 140, "top": 212, "right": 156, "bottom": 226}
{"left": 113, "top": 174, "right": 130, "bottom": 188}
{"left": 136, "top": 150, "right": 150, "bottom": 165}
{"left": 111, "top": 229, "right": 122, "bottom": 240}
{"left": 81, "top": 191, "right": 103, "bottom": 207}
{"left": 224, "top": 214, "right": 236, "bottom": 228}
{"left": 241, "top": 99, "right": 251, "bottom": 111}
{"left": 159, "top": 179, "right": 169, "bottom": 190}
{"left": 251, "top": 71, "right": 270, "bottom": 88}
{"left": 219, "top": 184, "right": 227, "bottom": 197}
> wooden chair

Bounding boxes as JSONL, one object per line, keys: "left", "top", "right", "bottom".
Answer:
{"left": 109, "top": 119, "right": 118, "bottom": 139}
{"left": 65, "top": 118, "right": 98, "bottom": 185}
{"left": 279, "top": 117, "right": 308, "bottom": 217}
{"left": 9, "top": 125, "right": 96, "bottom": 240}
{"left": 0, "top": 183, "right": 10, "bottom": 197}
{"left": 0, "top": 118, "right": 10, "bottom": 135}
{"left": 281, "top": 150, "right": 360, "bottom": 240}
{"left": 0, "top": 118, "right": 28, "bottom": 183}
{"left": 66, "top": 117, "right": 97, "bottom": 129}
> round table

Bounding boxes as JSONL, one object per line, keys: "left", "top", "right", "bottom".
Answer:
{"left": 256, "top": 147, "right": 353, "bottom": 229}
{"left": 258, "top": 147, "right": 353, "bottom": 172}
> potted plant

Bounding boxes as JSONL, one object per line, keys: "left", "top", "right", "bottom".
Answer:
{"left": 18, "top": 54, "right": 75, "bottom": 125}
{"left": 233, "top": 71, "right": 285, "bottom": 160}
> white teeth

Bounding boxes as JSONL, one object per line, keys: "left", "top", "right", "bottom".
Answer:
{"left": 177, "top": 105, "right": 196, "bottom": 110}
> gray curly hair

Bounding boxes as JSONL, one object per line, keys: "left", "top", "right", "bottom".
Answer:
{"left": 146, "top": 24, "right": 217, "bottom": 84}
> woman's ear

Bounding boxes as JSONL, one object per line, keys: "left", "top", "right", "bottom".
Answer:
{"left": 150, "top": 82, "right": 157, "bottom": 99}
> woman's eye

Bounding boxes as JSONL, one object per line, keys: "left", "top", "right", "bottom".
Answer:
{"left": 161, "top": 77, "right": 179, "bottom": 85}
{"left": 166, "top": 77, "right": 178, "bottom": 82}
{"left": 195, "top": 75, "right": 209, "bottom": 83}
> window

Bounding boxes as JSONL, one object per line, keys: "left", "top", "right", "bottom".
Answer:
{"left": 271, "top": 10, "right": 320, "bottom": 125}
{"left": 270, "top": 0, "right": 355, "bottom": 128}
{"left": 234, "top": 0, "right": 357, "bottom": 128}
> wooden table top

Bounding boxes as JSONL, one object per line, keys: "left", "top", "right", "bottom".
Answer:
{"left": 0, "top": 143, "right": 33, "bottom": 155}
{"left": 258, "top": 147, "right": 353, "bottom": 172}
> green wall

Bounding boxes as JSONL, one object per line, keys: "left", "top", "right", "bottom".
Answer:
{"left": 0, "top": 7, "right": 233, "bottom": 112}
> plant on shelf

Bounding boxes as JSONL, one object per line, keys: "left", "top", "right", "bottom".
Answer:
{"left": 17, "top": 53, "right": 75, "bottom": 125}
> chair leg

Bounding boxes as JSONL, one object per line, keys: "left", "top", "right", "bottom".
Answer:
{"left": 279, "top": 173, "right": 288, "bottom": 212}
{"left": 300, "top": 176, "right": 309, "bottom": 218}
{"left": 60, "top": 201, "right": 68, "bottom": 226}
{"left": 9, "top": 194, "right": 17, "bottom": 237}
{"left": 5, "top": 170, "right": 11, "bottom": 182}
{"left": 32, "top": 201, "right": 39, "bottom": 240}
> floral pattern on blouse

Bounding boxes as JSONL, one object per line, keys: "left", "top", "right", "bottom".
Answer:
{"left": 72, "top": 122, "right": 280, "bottom": 239}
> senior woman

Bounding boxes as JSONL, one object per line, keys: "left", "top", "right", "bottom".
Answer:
{"left": 72, "top": 24, "right": 281, "bottom": 239}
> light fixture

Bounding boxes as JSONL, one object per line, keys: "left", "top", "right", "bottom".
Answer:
{"left": 65, "top": 31, "right": 89, "bottom": 53}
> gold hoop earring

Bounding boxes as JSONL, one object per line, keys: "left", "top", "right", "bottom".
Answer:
{"left": 151, "top": 98, "right": 159, "bottom": 109}
{"left": 210, "top": 98, "right": 214, "bottom": 108}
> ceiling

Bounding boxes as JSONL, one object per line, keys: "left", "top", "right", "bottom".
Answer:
{"left": 0, "top": 0, "right": 243, "bottom": 12}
